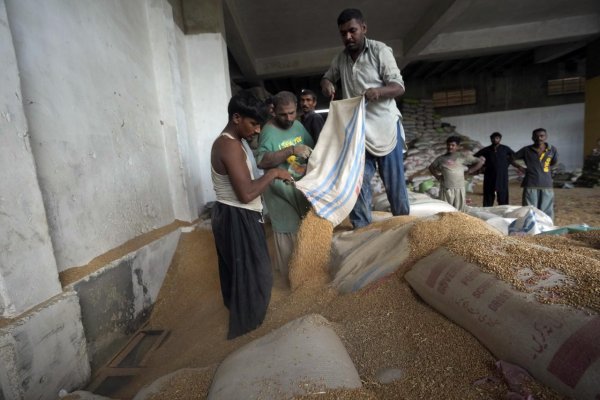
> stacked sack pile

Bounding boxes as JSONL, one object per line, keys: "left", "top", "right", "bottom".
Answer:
{"left": 575, "top": 149, "right": 600, "bottom": 188}
{"left": 399, "top": 99, "right": 484, "bottom": 193}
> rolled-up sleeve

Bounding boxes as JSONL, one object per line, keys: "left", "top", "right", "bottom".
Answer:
{"left": 379, "top": 46, "right": 404, "bottom": 89}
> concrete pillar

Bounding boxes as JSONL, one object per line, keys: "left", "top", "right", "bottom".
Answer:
{"left": 185, "top": 33, "right": 231, "bottom": 207}
{"left": 584, "top": 38, "right": 600, "bottom": 157}
{"left": 0, "top": 292, "right": 90, "bottom": 400}
{"left": 181, "top": 0, "right": 225, "bottom": 34}
{"left": 178, "top": 0, "right": 231, "bottom": 207}
{"left": 0, "top": 0, "right": 62, "bottom": 318}
{"left": 147, "top": 0, "right": 199, "bottom": 222}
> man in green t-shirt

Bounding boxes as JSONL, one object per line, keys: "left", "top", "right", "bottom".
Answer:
{"left": 429, "top": 136, "right": 484, "bottom": 211}
{"left": 257, "top": 91, "right": 314, "bottom": 283}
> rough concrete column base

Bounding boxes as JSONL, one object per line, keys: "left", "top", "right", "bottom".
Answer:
{"left": 0, "top": 292, "right": 90, "bottom": 400}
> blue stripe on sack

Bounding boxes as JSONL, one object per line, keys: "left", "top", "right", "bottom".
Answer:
{"left": 305, "top": 99, "right": 365, "bottom": 205}
{"left": 315, "top": 115, "right": 366, "bottom": 217}
{"left": 319, "top": 126, "right": 365, "bottom": 217}
{"left": 305, "top": 100, "right": 361, "bottom": 200}
{"left": 309, "top": 119, "right": 363, "bottom": 215}
{"left": 523, "top": 214, "right": 536, "bottom": 233}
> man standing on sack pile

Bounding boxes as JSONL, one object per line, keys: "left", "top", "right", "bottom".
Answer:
{"left": 257, "top": 91, "right": 314, "bottom": 284}
{"left": 321, "top": 8, "right": 410, "bottom": 228}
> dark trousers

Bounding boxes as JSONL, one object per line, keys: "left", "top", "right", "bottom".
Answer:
{"left": 211, "top": 203, "right": 272, "bottom": 339}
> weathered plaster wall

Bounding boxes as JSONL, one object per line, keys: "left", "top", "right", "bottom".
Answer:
{"left": 0, "top": 0, "right": 229, "bottom": 396}
{"left": 183, "top": 33, "right": 231, "bottom": 208}
{"left": 0, "top": 292, "right": 89, "bottom": 399}
{"left": 68, "top": 229, "right": 180, "bottom": 370}
{"left": 147, "top": 0, "right": 199, "bottom": 221}
{"left": 0, "top": 0, "right": 61, "bottom": 317}
{"left": 5, "top": 0, "right": 175, "bottom": 271}
{"left": 442, "top": 103, "right": 585, "bottom": 171}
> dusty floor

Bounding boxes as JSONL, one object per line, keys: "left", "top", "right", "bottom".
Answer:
{"left": 89, "top": 184, "right": 600, "bottom": 400}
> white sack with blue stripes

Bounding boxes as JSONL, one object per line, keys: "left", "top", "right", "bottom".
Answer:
{"left": 295, "top": 96, "right": 366, "bottom": 226}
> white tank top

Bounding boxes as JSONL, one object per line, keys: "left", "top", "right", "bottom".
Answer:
{"left": 211, "top": 132, "right": 263, "bottom": 212}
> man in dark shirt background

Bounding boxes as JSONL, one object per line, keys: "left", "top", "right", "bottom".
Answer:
{"left": 513, "top": 128, "right": 559, "bottom": 222}
{"left": 474, "top": 132, "right": 520, "bottom": 207}
{"left": 299, "top": 89, "right": 325, "bottom": 143}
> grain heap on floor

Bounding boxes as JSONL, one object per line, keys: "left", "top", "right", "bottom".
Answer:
{"left": 119, "top": 208, "right": 600, "bottom": 399}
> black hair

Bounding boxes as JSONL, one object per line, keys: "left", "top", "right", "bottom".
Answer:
{"left": 532, "top": 128, "right": 546, "bottom": 135}
{"left": 272, "top": 91, "right": 297, "bottom": 108}
{"left": 337, "top": 8, "right": 364, "bottom": 26}
{"left": 300, "top": 89, "right": 317, "bottom": 101}
{"left": 227, "top": 90, "right": 269, "bottom": 125}
{"left": 446, "top": 135, "right": 461, "bottom": 145}
{"left": 490, "top": 132, "right": 502, "bottom": 139}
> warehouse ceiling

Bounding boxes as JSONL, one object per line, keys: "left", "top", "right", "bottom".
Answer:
{"left": 184, "top": 0, "right": 600, "bottom": 84}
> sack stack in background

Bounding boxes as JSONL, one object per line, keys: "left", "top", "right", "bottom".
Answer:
{"left": 575, "top": 153, "right": 600, "bottom": 188}
{"left": 400, "top": 99, "right": 484, "bottom": 190}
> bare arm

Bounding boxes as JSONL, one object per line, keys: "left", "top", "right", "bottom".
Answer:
{"left": 321, "top": 78, "right": 336, "bottom": 100}
{"left": 364, "top": 82, "right": 404, "bottom": 102}
{"left": 429, "top": 163, "right": 442, "bottom": 181}
{"left": 509, "top": 154, "right": 526, "bottom": 173}
{"left": 212, "top": 137, "right": 292, "bottom": 204}
{"left": 467, "top": 157, "right": 485, "bottom": 175}
{"left": 510, "top": 159, "right": 525, "bottom": 173}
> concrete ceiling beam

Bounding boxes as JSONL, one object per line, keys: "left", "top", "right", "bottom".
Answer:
{"left": 254, "top": 39, "right": 403, "bottom": 80}
{"left": 419, "top": 14, "right": 600, "bottom": 59}
{"left": 222, "top": 0, "right": 258, "bottom": 80}
{"left": 402, "top": 0, "right": 474, "bottom": 67}
{"left": 534, "top": 41, "right": 588, "bottom": 63}
{"left": 181, "top": 0, "right": 225, "bottom": 34}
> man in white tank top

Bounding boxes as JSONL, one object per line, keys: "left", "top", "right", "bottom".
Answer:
{"left": 210, "top": 91, "right": 293, "bottom": 339}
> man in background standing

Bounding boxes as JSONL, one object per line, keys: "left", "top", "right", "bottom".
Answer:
{"left": 299, "top": 89, "right": 325, "bottom": 143}
{"left": 474, "top": 132, "right": 520, "bottom": 206}
{"left": 513, "top": 128, "right": 558, "bottom": 222}
{"left": 429, "top": 136, "right": 484, "bottom": 211}
{"left": 321, "top": 8, "right": 409, "bottom": 228}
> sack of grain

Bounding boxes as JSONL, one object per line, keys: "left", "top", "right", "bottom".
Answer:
{"left": 405, "top": 247, "right": 600, "bottom": 400}
{"left": 508, "top": 208, "right": 555, "bottom": 235}
{"left": 207, "top": 314, "right": 361, "bottom": 399}
{"left": 295, "top": 97, "right": 366, "bottom": 226}
{"left": 331, "top": 221, "right": 414, "bottom": 293}
{"left": 373, "top": 191, "right": 455, "bottom": 216}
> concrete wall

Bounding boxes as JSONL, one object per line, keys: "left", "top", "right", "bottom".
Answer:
{"left": 442, "top": 103, "right": 585, "bottom": 171}
{"left": 0, "top": 0, "right": 62, "bottom": 318}
{"left": 584, "top": 38, "right": 600, "bottom": 156}
{"left": 0, "top": 292, "right": 90, "bottom": 400}
{"left": 68, "top": 229, "right": 180, "bottom": 370}
{"left": 404, "top": 61, "right": 586, "bottom": 118}
{"left": 183, "top": 33, "right": 231, "bottom": 207}
{"left": 1, "top": 0, "right": 230, "bottom": 396}
{"left": 5, "top": 0, "right": 176, "bottom": 271}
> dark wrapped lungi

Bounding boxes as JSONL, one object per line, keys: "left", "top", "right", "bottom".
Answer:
{"left": 211, "top": 202, "right": 272, "bottom": 339}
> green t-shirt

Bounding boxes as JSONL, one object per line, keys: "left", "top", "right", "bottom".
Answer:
{"left": 257, "top": 121, "right": 314, "bottom": 233}
{"left": 430, "top": 152, "right": 480, "bottom": 189}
